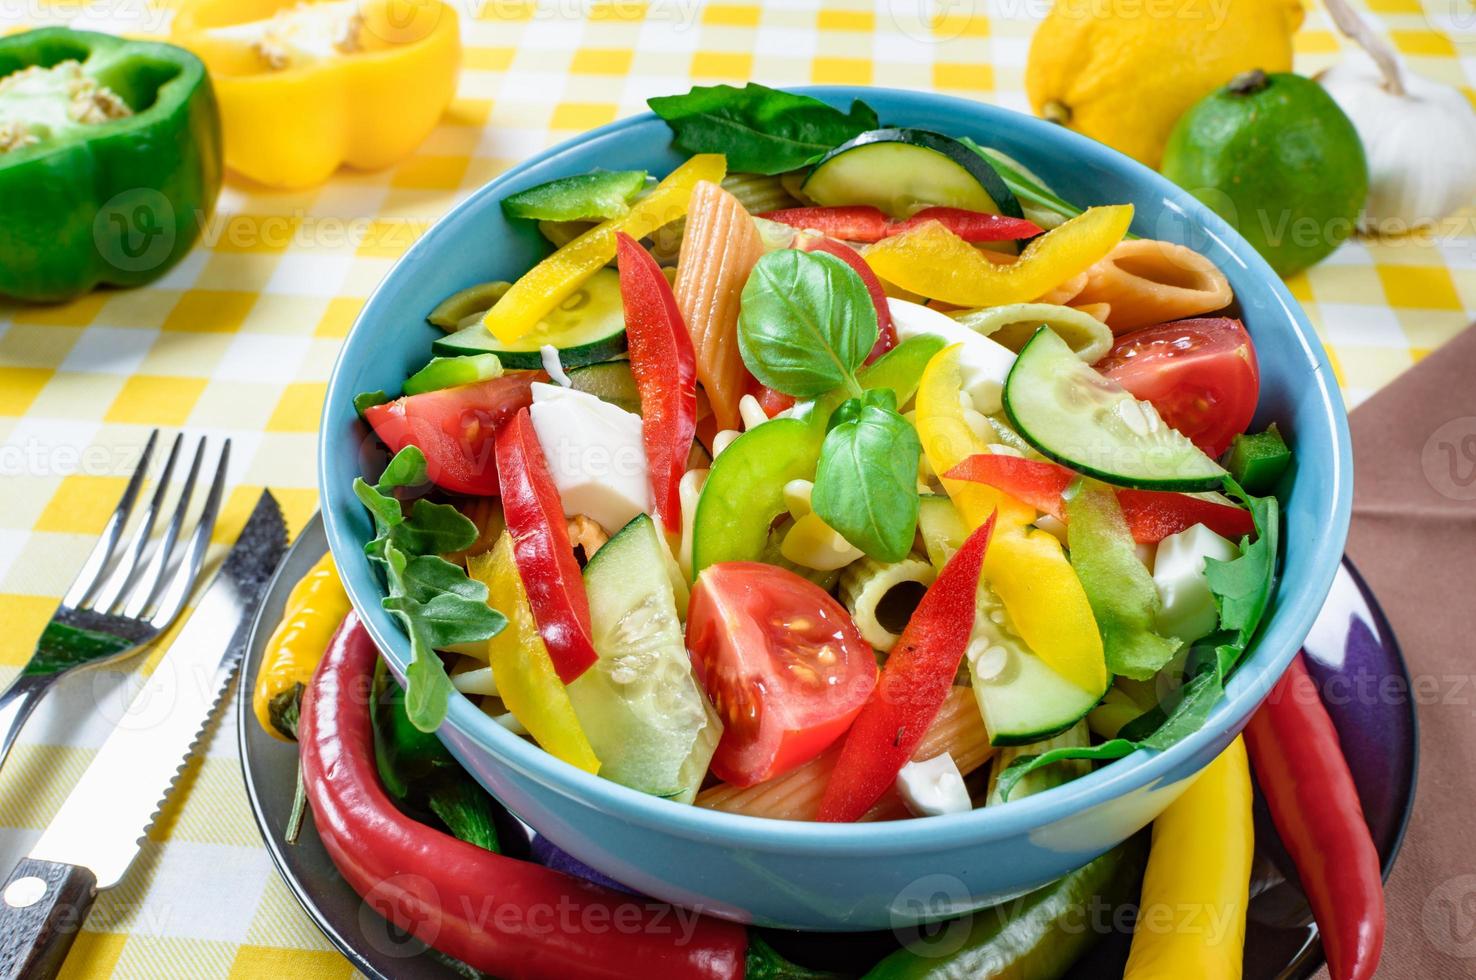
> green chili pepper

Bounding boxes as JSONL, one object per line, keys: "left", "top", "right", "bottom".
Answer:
{"left": 0, "top": 28, "right": 221, "bottom": 302}
{"left": 864, "top": 834, "right": 1148, "bottom": 979}
{"left": 371, "top": 658, "right": 501, "bottom": 853}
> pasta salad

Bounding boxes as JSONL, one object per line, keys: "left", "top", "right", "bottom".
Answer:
{"left": 349, "top": 83, "right": 1288, "bottom": 822}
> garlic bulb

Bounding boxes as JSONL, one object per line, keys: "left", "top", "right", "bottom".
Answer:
{"left": 1318, "top": 0, "right": 1476, "bottom": 232}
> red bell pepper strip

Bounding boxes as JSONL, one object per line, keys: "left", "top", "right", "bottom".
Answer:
{"left": 761, "top": 205, "right": 1041, "bottom": 244}
{"left": 299, "top": 612, "right": 750, "bottom": 980}
{"left": 494, "top": 407, "right": 598, "bottom": 683}
{"left": 796, "top": 234, "right": 897, "bottom": 364}
{"left": 1244, "top": 654, "right": 1385, "bottom": 980}
{"left": 615, "top": 232, "right": 697, "bottom": 536}
{"left": 945, "top": 454, "right": 1254, "bottom": 544}
{"left": 817, "top": 512, "right": 996, "bottom": 822}
{"left": 363, "top": 373, "right": 538, "bottom": 497}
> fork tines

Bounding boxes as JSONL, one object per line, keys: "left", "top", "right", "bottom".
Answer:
{"left": 60, "top": 430, "right": 231, "bottom": 629}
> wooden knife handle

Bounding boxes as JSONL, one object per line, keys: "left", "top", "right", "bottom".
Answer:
{"left": 0, "top": 858, "right": 96, "bottom": 980}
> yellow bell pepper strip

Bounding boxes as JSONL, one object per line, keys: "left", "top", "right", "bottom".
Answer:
{"left": 254, "top": 550, "right": 352, "bottom": 740}
{"left": 485, "top": 153, "right": 727, "bottom": 344}
{"left": 864, "top": 204, "right": 1134, "bottom": 307}
{"left": 1124, "top": 735, "right": 1253, "bottom": 980}
{"left": 914, "top": 346, "right": 1106, "bottom": 694}
{"left": 171, "top": 0, "right": 459, "bottom": 189}
{"left": 465, "top": 533, "right": 600, "bottom": 774}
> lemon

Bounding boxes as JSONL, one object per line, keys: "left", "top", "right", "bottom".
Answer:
{"left": 1162, "top": 71, "right": 1368, "bottom": 276}
{"left": 1025, "top": 0, "right": 1304, "bottom": 168}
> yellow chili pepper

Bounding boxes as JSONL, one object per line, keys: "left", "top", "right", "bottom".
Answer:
{"left": 254, "top": 551, "right": 352, "bottom": 740}
{"left": 172, "top": 0, "right": 460, "bottom": 189}
{"left": 485, "top": 153, "right": 727, "bottom": 344}
{"left": 915, "top": 346, "right": 1107, "bottom": 694}
{"left": 465, "top": 533, "right": 600, "bottom": 774}
{"left": 865, "top": 205, "right": 1134, "bottom": 307}
{"left": 1125, "top": 736, "right": 1253, "bottom": 980}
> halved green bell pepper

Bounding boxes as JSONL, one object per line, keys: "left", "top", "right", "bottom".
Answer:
{"left": 0, "top": 28, "right": 222, "bottom": 303}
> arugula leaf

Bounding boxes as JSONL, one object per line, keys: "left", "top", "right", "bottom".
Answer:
{"left": 812, "top": 400, "right": 921, "bottom": 563}
{"left": 354, "top": 390, "right": 390, "bottom": 416}
{"left": 1065, "top": 480, "right": 1181, "bottom": 680}
{"left": 994, "top": 480, "right": 1279, "bottom": 799}
{"left": 356, "top": 446, "right": 506, "bottom": 732}
{"left": 737, "top": 249, "right": 877, "bottom": 398}
{"left": 648, "top": 83, "right": 878, "bottom": 175}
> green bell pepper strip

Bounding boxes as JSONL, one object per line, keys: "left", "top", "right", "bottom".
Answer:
{"left": 371, "top": 658, "right": 501, "bottom": 853}
{"left": 1222, "top": 424, "right": 1292, "bottom": 495}
{"left": 864, "top": 834, "right": 1148, "bottom": 979}
{"left": 690, "top": 334, "right": 944, "bottom": 576}
{"left": 402, "top": 353, "right": 504, "bottom": 396}
{"left": 0, "top": 28, "right": 221, "bottom": 303}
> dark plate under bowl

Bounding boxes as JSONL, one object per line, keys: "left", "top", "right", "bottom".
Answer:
{"left": 239, "top": 516, "right": 1415, "bottom": 979}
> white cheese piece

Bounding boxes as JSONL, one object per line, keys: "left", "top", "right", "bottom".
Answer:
{"left": 539, "top": 344, "right": 572, "bottom": 387}
{"left": 1153, "top": 523, "right": 1239, "bottom": 642}
{"left": 888, "top": 298, "right": 1016, "bottom": 414}
{"left": 529, "top": 382, "right": 649, "bottom": 533}
{"left": 896, "top": 753, "right": 972, "bottom": 817}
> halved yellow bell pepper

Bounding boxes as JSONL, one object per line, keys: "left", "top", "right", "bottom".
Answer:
{"left": 485, "top": 153, "right": 727, "bottom": 344}
{"left": 865, "top": 204, "right": 1134, "bottom": 307}
{"left": 1125, "top": 737, "right": 1253, "bottom": 980}
{"left": 171, "top": 0, "right": 459, "bottom": 188}
{"left": 466, "top": 533, "right": 600, "bottom": 774}
{"left": 915, "top": 346, "right": 1107, "bottom": 694}
{"left": 253, "top": 550, "right": 352, "bottom": 739}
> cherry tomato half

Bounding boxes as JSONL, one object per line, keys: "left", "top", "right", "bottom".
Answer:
{"left": 1096, "top": 317, "right": 1259, "bottom": 458}
{"left": 363, "top": 373, "right": 538, "bottom": 496}
{"left": 687, "top": 562, "right": 877, "bottom": 787}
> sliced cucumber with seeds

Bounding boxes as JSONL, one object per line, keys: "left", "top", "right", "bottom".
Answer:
{"left": 1003, "top": 327, "right": 1228, "bottom": 491}
{"left": 802, "top": 128, "right": 1024, "bottom": 220}
{"left": 433, "top": 268, "right": 627, "bottom": 370}
{"left": 571, "top": 514, "right": 720, "bottom": 803}
{"left": 566, "top": 360, "right": 641, "bottom": 414}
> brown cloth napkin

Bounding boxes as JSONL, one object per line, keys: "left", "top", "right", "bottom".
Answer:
{"left": 1341, "top": 324, "right": 1476, "bottom": 978}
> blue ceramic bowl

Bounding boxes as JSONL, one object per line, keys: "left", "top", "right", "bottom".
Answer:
{"left": 320, "top": 87, "right": 1352, "bottom": 931}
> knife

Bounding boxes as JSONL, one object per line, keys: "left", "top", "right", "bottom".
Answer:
{"left": 0, "top": 491, "right": 287, "bottom": 980}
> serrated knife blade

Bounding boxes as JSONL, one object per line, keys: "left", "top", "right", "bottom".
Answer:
{"left": 0, "top": 491, "right": 286, "bottom": 980}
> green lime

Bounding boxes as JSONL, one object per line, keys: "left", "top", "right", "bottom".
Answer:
{"left": 1161, "top": 70, "right": 1368, "bottom": 277}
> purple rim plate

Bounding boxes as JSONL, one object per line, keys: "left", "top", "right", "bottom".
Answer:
{"left": 239, "top": 516, "right": 1416, "bottom": 979}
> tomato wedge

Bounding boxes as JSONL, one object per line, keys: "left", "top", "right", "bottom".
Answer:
{"left": 687, "top": 563, "right": 877, "bottom": 787}
{"left": 944, "top": 454, "right": 1254, "bottom": 544}
{"left": 363, "top": 373, "right": 537, "bottom": 496}
{"left": 1096, "top": 317, "right": 1259, "bottom": 458}
{"left": 494, "top": 407, "right": 598, "bottom": 683}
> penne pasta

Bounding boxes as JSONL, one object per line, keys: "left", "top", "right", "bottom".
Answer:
{"left": 1036, "top": 268, "right": 1087, "bottom": 305}
{"left": 1071, "top": 238, "right": 1234, "bottom": 332}
{"left": 674, "top": 180, "right": 765, "bottom": 431}
{"left": 696, "top": 687, "right": 992, "bottom": 821}
{"left": 949, "top": 302, "right": 1115, "bottom": 364}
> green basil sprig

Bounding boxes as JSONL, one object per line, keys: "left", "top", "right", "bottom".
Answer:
{"left": 354, "top": 446, "right": 507, "bottom": 732}
{"left": 737, "top": 248, "right": 877, "bottom": 398}
{"left": 812, "top": 392, "right": 922, "bottom": 563}
{"left": 648, "top": 83, "right": 879, "bottom": 175}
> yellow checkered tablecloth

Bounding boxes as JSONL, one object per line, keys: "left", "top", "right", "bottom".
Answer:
{"left": 2, "top": 0, "right": 1473, "bottom": 975}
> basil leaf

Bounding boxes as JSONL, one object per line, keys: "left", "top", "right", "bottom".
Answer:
{"left": 812, "top": 402, "right": 921, "bottom": 563}
{"left": 738, "top": 249, "right": 878, "bottom": 398}
{"left": 648, "top": 83, "right": 878, "bottom": 175}
{"left": 827, "top": 388, "right": 895, "bottom": 432}
{"left": 1065, "top": 479, "right": 1181, "bottom": 680}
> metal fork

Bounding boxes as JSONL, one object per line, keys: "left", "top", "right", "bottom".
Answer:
{"left": 0, "top": 430, "right": 231, "bottom": 773}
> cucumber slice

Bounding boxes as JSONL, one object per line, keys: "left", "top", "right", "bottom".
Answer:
{"left": 970, "top": 584, "right": 1105, "bottom": 746}
{"left": 501, "top": 169, "right": 647, "bottom": 222}
{"left": 917, "top": 493, "right": 966, "bottom": 571}
{"left": 802, "top": 128, "right": 1024, "bottom": 220}
{"left": 1003, "top": 327, "right": 1228, "bottom": 491}
{"left": 565, "top": 360, "right": 641, "bottom": 414}
{"left": 571, "top": 514, "right": 721, "bottom": 803}
{"left": 433, "top": 268, "right": 627, "bottom": 369}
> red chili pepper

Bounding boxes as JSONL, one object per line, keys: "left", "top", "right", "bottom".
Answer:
{"left": 945, "top": 454, "right": 1254, "bottom": 544}
{"left": 615, "top": 232, "right": 697, "bottom": 537}
{"left": 1244, "top": 654, "right": 1385, "bottom": 980}
{"left": 796, "top": 234, "right": 896, "bottom": 364}
{"left": 761, "top": 205, "right": 1041, "bottom": 244}
{"left": 299, "top": 613, "right": 749, "bottom": 980}
{"left": 817, "top": 512, "right": 996, "bottom": 822}
{"left": 494, "top": 407, "right": 598, "bottom": 683}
